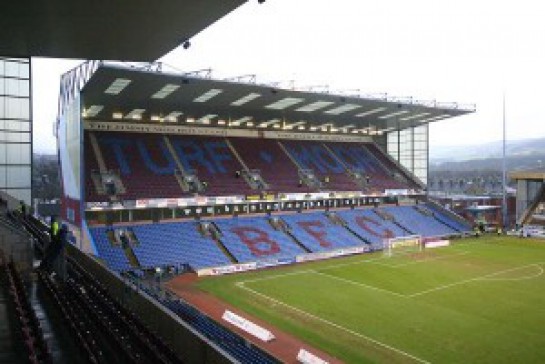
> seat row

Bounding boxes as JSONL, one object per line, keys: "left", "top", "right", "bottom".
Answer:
{"left": 139, "top": 284, "right": 278, "bottom": 364}
{"left": 3, "top": 257, "right": 52, "bottom": 364}
{"left": 91, "top": 204, "right": 468, "bottom": 273}
{"left": 85, "top": 132, "right": 419, "bottom": 201}
{"left": 67, "top": 257, "right": 183, "bottom": 364}
{"left": 38, "top": 270, "right": 104, "bottom": 363}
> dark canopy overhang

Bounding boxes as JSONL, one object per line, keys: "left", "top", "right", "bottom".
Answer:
{"left": 1, "top": 0, "right": 246, "bottom": 60}
{"left": 80, "top": 64, "right": 475, "bottom": 133}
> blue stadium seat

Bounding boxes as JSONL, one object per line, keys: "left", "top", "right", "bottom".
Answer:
{"left": 88, "top": 227, "right": 132, "bottom": 272}
{"left": 424, "top": 203, "right": 472, "bottom": 232}
{"left": 89, "top": 222, "right": 232, "bottom": 271}
{"left": 281, "top": 212, "right": 364, "bottom": 252}
{"left": 214, "top": 217, "right": 305, "bottom": 263}
{"left": 382, "top": 205, "right": 458, "bottom": 237}
{"left": 337, "top": 208, "right": 407, "bottom": 249}
{"left": 144, "top": 291, "right": 276, "bottom": 364}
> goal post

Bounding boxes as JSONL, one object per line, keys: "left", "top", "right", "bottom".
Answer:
{"left": 383, "top": 235, "right": 423, "bottom": 257}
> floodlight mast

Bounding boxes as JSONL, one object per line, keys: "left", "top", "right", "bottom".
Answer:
{"left": 502, "top": 93, "right": 508, "bottom": 229}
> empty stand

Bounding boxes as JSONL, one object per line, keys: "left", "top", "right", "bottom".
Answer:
{"left": 327, "top": 142, "right": 410, "bottom": 191}
{"left": 229, "top": 137, "right": 313, "bottom": 193}
{"left": 282, "top": 140, "right": 361, "bottom": 191}
{"left": 425, "top": 203, "right": 472, "bottom": 233}
{"left": 130, "top": 222, "right": 232, "bottom": 270}
{"left": 89, "top": 226, "right": 133, "bottom": 272}
{"left": 168, "top": 135, "right": 252, "bottom": 196}
{"left": 281, "top": 211, "right": 365, "bottom": 251}
{"left": 214, "top": 217, "right": 305, "bottom": 262}
{"left": 382, "top": 205, "right": 458, "bottom": 237}
{"left": 147, "top": 289, "right": 278, "bottom": 364}
{"left": 2, "top": 259, "right": 52, "bottom": 364}
{"left": 337, "top": 208, "right": 408, "bottom": 248}
{"left": 92, "top": 132, "right": 183, "bottom": 200}
{"left": 84, "top": 133, "right": 106, "bottom": 202}
{"left": 363, "top": 143, "right": 421, "bottom": 189}
{"left": 85, "top": 132, "right": 425, "bottom": 202}
{"left": 90, "top": 222, "right": 231, "bottom": 271}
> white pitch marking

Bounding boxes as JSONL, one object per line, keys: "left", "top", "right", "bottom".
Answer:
{"left": 238, "top": 269, "right": 314, "bottom": 284}
{"left": 237, "top": 250, "right": 471, "bottom": 288}
{"left": 236, "top": 281, "right": 430, "bottom": 364}
{"left": 319, "top": 249, "right": 470, "bottom": 272}
{"left": 385, "top": 250, "right": 470, "bottom": 268}
{"left": 312, "top": 271, "right": 406, "bottom": 298}
{"left": 408, "top": 262, "right": 545, "bottom": 297}
{"left": 478, "top": 264, "right": 544, "bottom": 282}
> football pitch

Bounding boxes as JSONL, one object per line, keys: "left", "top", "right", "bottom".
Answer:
{"left": 197, "top": 236, "right": 545, "bottom": 363}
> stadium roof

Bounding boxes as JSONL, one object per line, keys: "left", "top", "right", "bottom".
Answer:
{"left": 510, "top": 170, "right": 545, "bottom": 180}
{"left": 0, "top": 0, "right": 245, "bottom": 60}
{"left": 80, "top": 64, "right": 475, "bottom": 133}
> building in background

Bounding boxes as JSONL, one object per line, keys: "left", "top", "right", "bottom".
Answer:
{"left": 0, "top": 0, "right": 246, "bottom": 206}
{"left": 0, "top": 57, "right": 32, "bottom": 204}
{"left": 510, "top": 170, "right": 545, "bottom": 227}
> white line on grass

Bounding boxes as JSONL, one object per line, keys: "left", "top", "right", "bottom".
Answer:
{"left": 408, "top": 262, "right": 545, "bottom": 297}
{"left": 312, "top": 271, "right": 407, "bottom": 298}
{"left": 238, "top": 269, "right": 313, "bottom": 284}
{"left": 237, "top": 250, "right": 472, "bottom": 296}
{"left": 479, "top": 264, "right": 544, "bottom": 282}
{"left": 237, "top": 254, "right": 403, "bottom": 286}
{"left": 384, "top": 250, "right": 470, "bottom": 269}
{"left": 319, "top": 249, "right": 471, "bottom": 272}
{"left": 236, "top": 281, "right": 431, "bottom": 364}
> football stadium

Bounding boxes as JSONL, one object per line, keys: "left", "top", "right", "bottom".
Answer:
{"left": 2, "top": 1, "right": 545, "bottom": 364}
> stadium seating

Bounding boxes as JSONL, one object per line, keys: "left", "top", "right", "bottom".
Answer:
{"left": 382, "top": 205, "right": 458, "bottom": 237}
{"left": 3, "top": 259, "right": 52, "bottom": 363}
{"left": 143, "top": 287, "right": 277, "bottom": 364}
{"left": 130, "top": 222, "right": 232, "bottom": 270}
{"left": 85, "top": 132, "right": 424, "bottom": 200}
{"left": 425, "top": 203, "right": 472, "bottom": 233}
{"left": 84, "top": 133, "right": 106, "bottom": 202}
{"left": 65, "top": 259, "right": 183, "bottom": 363}
{"left": 169, "top": 135, "right": 253, "bottom": 196}
{"left": 281, "top": 211, "right": 365, "bottom": 251}
{"left": 229, "top": 137, "right": 314, "bottom": 193}
{"left": 89, "top": 203, "right": 468, "bottom": 272}
{"left": 89, "top": 226, "right": 133, "bottom": 272}
{"left": 327, "top": 142, "right": 411, "bottom": 191}
{"left": 89, "top": 222, "right": 231, "bottom": 271}
{"left": 337, "top": 208, "right": 408, "bottom": 248}
{"left": 214, "top": 217, "right": 305, "bottom": 262}
{"left": 282, "top": 140, "right": 361, "bottom": 191}
{"left": 363, "top": 143, "right": 420, "bottom": 190}
{"left": 95, "top": 132, "right": 183, "bottom": 200}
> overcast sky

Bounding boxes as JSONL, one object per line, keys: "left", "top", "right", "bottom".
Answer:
{"left": 32, "top": 0, "right": 545, "bottom": 154}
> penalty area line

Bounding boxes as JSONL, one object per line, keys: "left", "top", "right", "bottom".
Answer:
{"left": 384, "top": 250, "right": 470, "bottom": 268}
{"left": 312, "top": 271, "right": 406, "bottom": 298}
{"left": 236, "top": 282, "right": 431, "bottom": 364}
{"left": 237, "top": 269, "right": 314, "bottom": 285}
{"left": 408, "top": 262, "right": 545, "bottom": 297}
{"left": 478, "top": 264, "right": 544, "bottom": 281}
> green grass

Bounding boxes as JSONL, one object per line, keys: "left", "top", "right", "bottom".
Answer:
{"left": 197, "top": 236, "right": 545, "bottom": 363}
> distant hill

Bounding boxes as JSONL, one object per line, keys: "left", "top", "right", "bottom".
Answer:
{"left": 431, "top": 137, "right": 545, "bottom": 163}
{"left": 430, "top": 137, "right": 545, "bottom": 172}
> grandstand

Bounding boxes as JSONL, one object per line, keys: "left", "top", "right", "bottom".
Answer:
{"left": 55, "top": 61, "right": 475, "bottom": 269}
{"left": 84, "top": 131, "right": 424, "bottom": 201}
{"left": 40, "top": 59, "right": 479, "bottom": 362}
{"left": 5, "top": 0, "right": 543, "bottom": 362}
{"left": 58, "top": 61, "right": 474, "bottom": 269}
{"left": 0, "top": 0, "right": 478, "bottom": 362}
